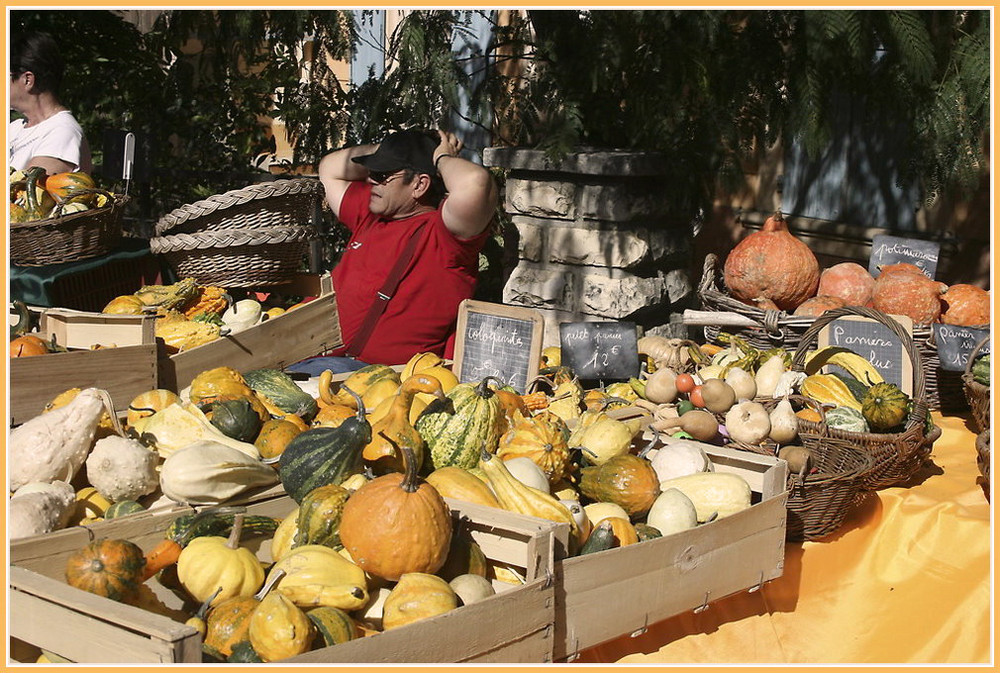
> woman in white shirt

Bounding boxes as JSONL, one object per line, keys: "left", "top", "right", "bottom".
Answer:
{"left": 9, "top": 32, "right": 92, "bottom": 175}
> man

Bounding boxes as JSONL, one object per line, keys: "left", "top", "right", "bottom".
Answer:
{"left": 291, "top": 128, "right": 498, "bottom": 373}
{"left": 9, "top": 31, "right": 92, "bottom": 175}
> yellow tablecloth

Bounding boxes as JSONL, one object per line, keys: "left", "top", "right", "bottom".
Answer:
{"left": 579, "top": 413, "right": 991, "bottom": 665}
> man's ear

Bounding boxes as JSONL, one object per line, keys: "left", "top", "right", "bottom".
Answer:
{"left": 411, "top": 173, "right": 432, "bottom": 199}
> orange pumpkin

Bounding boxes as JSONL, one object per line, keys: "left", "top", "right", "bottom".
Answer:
{"left": 45, "top": 171, "right": 96, "bottom": 204}
{"left": 255, "top": 418, "right": 304, "bottom": 460}
{"left": 496, "top": 410, "right": 572, "bottom": 484}
{"left": 65, "top": 539, "right": 147, "bottom": 603}
{"left": 204, "top": 595, "right": 260, "bottom": 657}
{"left": 792, "top": 294, "right": 847, "bottom": 317}
{"left": 940, "top": 284, "right": 990, "bottom": 326}
{"left": 817, "top": 261, "right": 876, "bottom": 306}
{"left": 871, "top": 270, "right": 946, "bottom": 325}
{"left": 723, "top": 211, "right": 820, "bottom": 311}
{"left": 338, "top": 445, "right": 453, "bottom": 581}
{"left": 10, "top": 334, "right": 49, "bottom": 357}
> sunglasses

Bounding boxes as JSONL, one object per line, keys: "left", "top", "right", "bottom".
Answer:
{"left": 368, "top": 170, "right": 405, "bottom": 185}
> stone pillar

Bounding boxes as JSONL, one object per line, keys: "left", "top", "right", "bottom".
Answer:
{"left": 483, "top": 147, "right": 694, "bottom": 347}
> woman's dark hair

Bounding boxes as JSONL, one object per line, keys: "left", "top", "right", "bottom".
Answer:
{"left": 11, "top": 32, "right": 64, "bottom": 94}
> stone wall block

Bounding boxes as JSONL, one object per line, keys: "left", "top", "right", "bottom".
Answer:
{"left": 577, "top": 182, "right": 669, "bottom": 222}
{"left": 507, "top": 178, "right": 575, "bottom": 219}
{"left": 502, "top": 264, "right": 577, "bottom": 311}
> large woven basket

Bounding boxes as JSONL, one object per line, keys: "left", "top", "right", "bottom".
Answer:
{"left": 154, "top": 178, "right": 324, "bottom": 236}
{"left": 10, "top": 191, "right": 129, "bottom": 266}
{"left": 962, "top": 335, "right": 991, "bottom": 433}
{"left": 150, "top": 226, "right": 316, "bottom": 287}
{"left": 791, "top": 306, "right": 941, "bottom": 491}
{"left": 976, "top": 429, "right": 990, "bottom": 500}
{"left": 695, "top": 252, "right": 964, "bottom": 412}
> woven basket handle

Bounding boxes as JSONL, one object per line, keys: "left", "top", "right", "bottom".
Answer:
{"left": 789, "top": 305, "right": 928, "bottom": 431}
{"left": 963, "top": 334, "right": 991, "bottom": 378}
{"left": 698, "top": 253, "right": 719, "bottom": 296}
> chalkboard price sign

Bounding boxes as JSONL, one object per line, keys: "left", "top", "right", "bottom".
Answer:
{"left": 559, "top": 321, "right": 640, "bottom": 382}
{"left": 452, "top": 300, "right": 544, "bottom": 393}
{"left": 818, "top": 314, "right": 914, "bottom": 396}
{"left": 932, "top": 324, "right": 990, "bottom": 372}
{"left": 868, "top": 234, "right": 941, "bottom": 279}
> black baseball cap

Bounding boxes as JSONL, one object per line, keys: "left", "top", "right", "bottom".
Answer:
{"left": 351, "top": 129, "right": 437, "bottom": 175}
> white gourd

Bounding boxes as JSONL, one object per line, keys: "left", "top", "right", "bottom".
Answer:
{"left": 9, "top": 485, "right": 76, "bottom": 539}
{"left": 222, "top": 299, "right": 263, "bottom": 333}
{"left": 11, "top": 480, "right": 76, "bottom": 530}
{"left": 772, "top": 370, "right": 807, "bottom": 399}
{"left": 503, "top": 457, "right": 550, "bottom": 492}
{"left": 85, "top": 435, "right": 160, "bottom": 502}
{"left": 657, "top": 472, "right": 753, "bottom": 522}
{"left": 648, "top": 439, "right": 713, "bottom": 483}
{"left": 645, "top": 488, "right": 698, "bottom": 536}
{"left": 449, "top": 574, "right": 496, "bottom": 606}
{"left": 724, "top": 367, "right": 757, "bottom": 401}
{"left": 9, "top": 388, "right": 106, "bottom": 491}
{"left": 768, "top": 397, "right": 799, "bottom": 444}
{"left": 133, "top": 403, "right": 260, "bottom": 459}
{"left": 754, "top": 355, "right": 787, "bottom": 398}
{"left": 159, "top": 440, "right": 279, "bottom": 505}
{"left": 724, "top": 400, "right": 772, "bottom": 445}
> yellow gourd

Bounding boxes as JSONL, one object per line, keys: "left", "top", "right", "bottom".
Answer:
{"left": 382, "top": 572, "right": 458, "bottom": 630}
{"left": 362, "top": 375, "right": 447, "bottom": 475}
{"left": 176, "top": 514, "right": 264, "bottom": 606}
{"left": 267, "top": 544, "right": 368, "bottom": 611}
{"left": 249, "top": 591, "right": 314, "bottom": 661}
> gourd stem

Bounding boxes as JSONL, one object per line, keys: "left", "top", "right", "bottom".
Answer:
{"left": 226, "top": 513, "right": 246, "bottom": 550}
{"left": 341, "top": 384, "right": 366, "bottom": 419}
{"left": 398, "top": 443, "right": 420, "bottom": 493}
{"left": 474, "top": 377, "right": 496, "bottom": 399}
{"left": 255, "top": 567, "right": 286, "bottom": 600}
{"left": 194, "top": 587, "right": 223, "bottom": 619}
{"left": 637, "top": 427, "right": 661, "bottom": 458}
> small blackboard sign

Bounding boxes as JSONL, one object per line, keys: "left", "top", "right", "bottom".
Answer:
{"left": 559, "top": 321, "right": 640, "bottom": 382}
{"left": 868, "top": 234, "right": 941, "bottom": 279}
{"left": 818, "top": 314, "right": 914, "bottom": 396}
{"left": 452, "top": 299, "right": 544, "bottom": 393}
{"left": 932, "top": 324, "right": 990, "bottom": 372}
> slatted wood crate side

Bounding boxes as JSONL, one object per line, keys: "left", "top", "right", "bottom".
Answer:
{"left": 10, "top": 494, "right": 564, "bottom": 664}
{"left": 159, "top": 291, "right": 341, "bottom": 393}
{"left": 38, "top": 309, "right": 155, "bottom": 349}
{"left": 553, "top": 445, "right": 789, "bottom": 661}
{"left": 9, "top": 343, "right": 159, "bottom": 425}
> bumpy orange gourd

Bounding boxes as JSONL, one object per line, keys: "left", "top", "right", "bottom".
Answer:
{"left": 817, "top": 261, "right": 876, "bottom": 306}
{"left": 65, "top": 539, "right": 147, "bottom": 603}
{"left": 339, "top": 445, "right": 453, "bottom": 581}
{"left": 871, "top": 270, "right": 946, "bottom": 325}
{"left": 496, "top": 410, "right": 572, "bottom": 484}
{"left": 723, "top": 211, "right": 820, "bottom": 311}
{"left": 940, "top": 284, "right": 990, "bottom": 326}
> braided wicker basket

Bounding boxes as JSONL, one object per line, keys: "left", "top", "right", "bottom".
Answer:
{"left": 975, "top": 429, "right": 990, "bottom": 500}
{"left": 962, "top": 335, "right": 991, "bottom": 433}
{"left": 695, "top": 252, "right": 969, "bottom": 413}
{"left": 791, "top": 306, "right": 940, "bottom": 491}
{"left": 150, "top": 226, "right": 316, "bottom": 287}
{"left": 154, "top": 178, "right": 324, "bottom": 235}
{"left": 10, "top": 191, "right": 129, "bottom": 266}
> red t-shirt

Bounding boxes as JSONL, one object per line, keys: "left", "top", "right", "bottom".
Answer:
{"left": 330, "top": 181, "right": 489, "bottom": 365}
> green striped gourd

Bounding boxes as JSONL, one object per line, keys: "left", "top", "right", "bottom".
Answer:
{"left": 306, "top": 607, "right": 358, "bottom": 648}
{"left": 243, "top": 368, "right": 318, "bottom": 421}
{"left": 104, "top": 500, "right": 146, "bottom": 519}
{"left": 414, "top": 378, "right": 502, "bottom": 471}
{"left": 293, "top": 483, "right": 350, "bottom": 548}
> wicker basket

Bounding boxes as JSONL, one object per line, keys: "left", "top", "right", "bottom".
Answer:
{"left": 154, "top": 178, "right": 324, "bottom": 236}
{"left": 962, "top": 335, "right": 991, "bottom": 433}
{"left": 10, "top": 191, "right": 129, "bottom": 267}
{"left": 716, "top": 396, "right": 875, "bottom": 542}
{"left": 149, "top": 226, "right": 316, "bottom": 287}
{"left": 791, "top": 306, "right": 940, "bottom": 491}
{"left": 695, "top": 252, "right": 966, "bottom": 413}
{"left": 975, "top": 429, "right": 990, "bottom": 500}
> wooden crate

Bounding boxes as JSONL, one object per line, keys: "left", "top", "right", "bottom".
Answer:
{"left": 10, "top": 495, "right": 568, "bottom": 664}
{"left": 9, "top": 309, "right": 158, "bottom": 425}
{"left": 554, "top": 444, "right": 788, "bottom": 661}
{"left": 158, "top": 274, "right": 342, "bottom": 393}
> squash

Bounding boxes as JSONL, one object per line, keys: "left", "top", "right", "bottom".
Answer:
{"left": 104, "top": 500, "right": 146, "bottom": 519}
{"left": 200, "top": 397, "right": 262, "bottom": 443}
{"left": 364, "top": 374, "right": 447, "bottom": 475}
{"left": 243, "top": 368, "right": 319, "bottom": 421}
{"left": 126, "top": 389, "right": 181, "bottom": 428}
{"left": 583, "top": 501, "right": 631, "bottom": 525}
{"left": 823, "top": 405, "right": 870, "bottom": 432}
{"left": 222, "top": 299, "right": 263, "bottom": 333}
{"left": 436, "top": 532, "right": 490, "bottom": 581}
{"left": 861, "top": 382, "right": 910, "bottom": 432}
{"left": 102, "top": 294, "right": 147, "bottom": 315}
{"left": 226, "top": 640, "right": 263, "bottom": 663}
{"left": 307, "top": 607, "right": 359, "bottom": 648}
{"left": 10, "top": 482, "right": 76, "bottom": 538}
{"left": 132, "top": 402, "right": 261, "bottom": 459}
{"left": 871, "top": 270, "right": 946, "bottom": 325}
{"left": 603, "top": 516, "right": 640, "bottom": 547}
{"left": 319, "top": 364, "right": 401, "bottom": 409}
{"left": 205, "top": 569, "right": 286, "bottom": 657}
{"left": 579, "top": 454, "right": 661, "bottom": 519}
{"left": 568, "top": 412, "right": 643, "bottom": 466}
{"left": 267, "top": 544, "right": 368, "bottom": 610}
{"left": 188, "top": 366, "right": 253, "bottom": 406}
{"left": 479, "top": 449, "right": 581, "bottom": 542}
{"left": 800, "top": 374, "right": 863, "bottom": 411}
{"left": 723, "top": 210, "right": 820, "bottom": 311}
{"left": 255, "top": 418, "right": 303, "bottom": 461}
{"left": 312, "top": 402, "right": 358, "bottom": 428}
{"left": 792, "top": 294, "right": 847, "bottom": 317}
{"left": 382, "top": 573, "right": 458, "bottom": 630}
{"left": 159, "top": 440, "right": 278, "bottom": 505}
{"left": 634, "top": 522, "right": 663, "bottom": 542}
{"left": 249, "top": 591, "right": 314, "bottom": 661}
{"left": 415, "top": 377, "right": 503, "bottom": 470}
{"left": 646, "top": 488, "right": 699, "bottom": 536}
{"left": 657, "top": 472, "right": 752, "bottom": 522}
{"left": 177, "top": 514, "right": 265, "bottom": 606}
{"left": 155, "top": 318, "right": 221, "bottom": 353}
{"left": 10, "top": 333, "right": 49, "bottom": 357}
{"left": 9, "top": 387, "right": 108, "bottom": 491}
{"left": 425, "top": 466, "right": 501, "bottom": 509}
{"left": 278, "top": 386, "right": 370, "bottom": 503}
{"left": 182, "top": 285, "right": 230, "bottom": 319}
{"left": 940, "top": 284, "right": 990, "bottom": 326}
{"left": 646, "top": 439, "right": 711, "bottom": 483}
{"left": 449, "top": 574, "right": 496, "bottom": 606}
{"left": 65, "top": 538, "right": 146, "bottom": 603}
{"left": 817, "top": 261, "right": 876, "bottom": 306}
{"left": 503, "top": 456, "right": 551, "bottom": 492}
{"left": 293, "top": 483, "right": 350, "bottom": 549}
{"left": 270, "top": 507, "right": 300, "bottom": 562}
{"left": 71, "top": 486, "right": 113, "bottom": 521}
{"left": 44, "top": 170, "right": 96, "bottom": 204}
{"left": 339, "top": 445, "right": 453, "bottom": 581}
{"left": 496, "top": 410, "right": 572, "bottom": 485}
{"left": 84, "top": 435, "right": 160, "bottom": 503}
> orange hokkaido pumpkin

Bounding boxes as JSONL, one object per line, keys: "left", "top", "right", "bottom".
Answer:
{"left": 723, "top": 211, "right": 820, "bottom": 311}
{"left": 792, "top": 294, "right": 847, "bottom": 317}
{"left": 817, "top": 262, "right": 876, "bottom": 306}
{"left": 338, "top": 445, "right": 453, "bottom": 581}
{"left": 871, "top": 271, "right": 946, "bottom": 325}
{"left": 940, "top": 284, "right": 990, "bottom": 326}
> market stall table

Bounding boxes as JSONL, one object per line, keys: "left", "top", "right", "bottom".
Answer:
{"left": 578, "top": 412, "right": 991, "bottom": 664}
